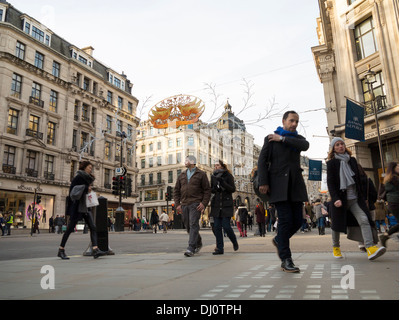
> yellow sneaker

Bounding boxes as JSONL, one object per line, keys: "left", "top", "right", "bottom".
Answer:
{"left": 333, "top": 247, "right": 343, "bottom": 259}
{"left": 367, "top": 246, "right": 386, "bottom": 260}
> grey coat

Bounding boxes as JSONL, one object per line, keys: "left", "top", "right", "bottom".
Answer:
{"left": 257, "top": 135, "right": 309, "bottom": 204}
{"left": 70, "top": 185, "right": 88, "bottom": 214}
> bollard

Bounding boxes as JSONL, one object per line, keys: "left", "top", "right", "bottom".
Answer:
{"left": 114, "top": 206, "right": 125, "bottom": 232}
{"left": 83, "top": 196, "right": 114, "bottom": 256}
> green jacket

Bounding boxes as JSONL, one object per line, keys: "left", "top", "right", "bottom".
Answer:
{"left": 385, "top": 181, "right": 399, "bottom": 204}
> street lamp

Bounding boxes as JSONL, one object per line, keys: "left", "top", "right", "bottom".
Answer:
{"left": 364, "top": 65, "right": 385, "bottom": 180}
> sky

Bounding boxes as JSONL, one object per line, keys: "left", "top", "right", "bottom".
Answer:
{"left": 12, "top": 0, "right": 330, "bottom": 160}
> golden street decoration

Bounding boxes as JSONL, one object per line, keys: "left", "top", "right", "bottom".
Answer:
{"left": 148, "top": 94, "right": 205, "bottom": 129}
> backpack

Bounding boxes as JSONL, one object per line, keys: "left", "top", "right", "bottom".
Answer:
{"left": 252, "top": 141, "right": 273, "bottom": 203}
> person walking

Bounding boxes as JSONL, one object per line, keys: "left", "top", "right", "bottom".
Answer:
{"left": 327, "top": 137, "right": 385, "bottom": 260}
{"left": 375, "top": 198, "right": 388, "bottom": 233}
{"left": 174, "top": 156, "right": 211, "bottom": 257}
{"left": 58, "top": 161, "right": 106, "bottom": 260}
{"left": 150, "top": 209, "right": 159, "bottom": 233}
{"left": 255, "top": 199, "right": 266, "bottom": 237}
{"left": 209, "top": 160, "right": 239, "bottom": 255}
{"left": 236, "top": 204, "right": 248, "bottom": 237}
{"left": 258, "top": 110, "right": 309, "bottom": 273}
{"left": 379, "top": 162, "right": 399, "bottom": 248}
{"left": 313, "top": 199, "right": 326, "bottom": 235}
{"left": 159, "top": 211, "right": 169, "bottom": 233}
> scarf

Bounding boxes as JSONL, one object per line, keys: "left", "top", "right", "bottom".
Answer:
{"left": 274, "top": 126, "right": 299, "bottom": 152}
{"left": 274, "top": 126, "right": 298, "bottom": 137}
{"left": 76, "top": 170, "right": 95, "bottom": 185}
{"left": 334, "top": 153, "right": 355, "bottom": 190}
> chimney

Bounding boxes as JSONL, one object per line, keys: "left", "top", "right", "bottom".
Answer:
{"left": 81, "top": 46, "right": 95, "bottom": 56}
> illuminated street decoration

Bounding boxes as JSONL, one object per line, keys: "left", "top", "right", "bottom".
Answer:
{"left": 149, "top": 94, "right": 205, "bottom": 128}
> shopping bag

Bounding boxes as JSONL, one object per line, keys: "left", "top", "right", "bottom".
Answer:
{"left": 86, "top": 191, "right": 99, "bottom": 207}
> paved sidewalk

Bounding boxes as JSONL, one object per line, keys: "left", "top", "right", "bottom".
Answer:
{"left": 1, "top": 234, "right": 398, "bottom": 300}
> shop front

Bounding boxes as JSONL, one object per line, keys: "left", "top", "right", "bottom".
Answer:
{"left": 0, "top": 187, "right": 55, "bottom": 231}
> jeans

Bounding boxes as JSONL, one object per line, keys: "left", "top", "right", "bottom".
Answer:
{"left": 182, "top": 203, "right": 202, "bottom": 252}
{"left": 213, "top": 217, "right": 238, "bottom": 251}
{"left": 332, "top": 199, "right": 374, "bottom": 248}
{"left": 274, "top": 201, "right": 303, "bottom": 260}
{"left": 60, "top": 212, "right": 98, "bottom": 248}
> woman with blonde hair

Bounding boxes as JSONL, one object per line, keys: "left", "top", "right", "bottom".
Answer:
{"left": 326, "top": 137, "right": 385, "bottom": 260}
{"left": 379, "top": 162, "right": 399, "bottom": 248}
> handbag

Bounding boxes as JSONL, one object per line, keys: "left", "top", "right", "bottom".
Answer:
{"left": 86, "top": 191, "right": 99, "bottom": 208}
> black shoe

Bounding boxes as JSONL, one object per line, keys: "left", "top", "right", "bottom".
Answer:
{"left": 213, "top": 249, "right": 224, "bottom": 255}
{"left": 233, "top": 243, "right": 239, "bottom": 251}
{"left": 57, "top": 249, "right": 70, "bottom": 260}
{"left": 281, "top": 258, "right": 300, "bottom": 273}
{"left": 93, "top": 248, "right": 107, "bottom": 259}
{"left": 379, "top": 234, "right": 389, "bottom": 248}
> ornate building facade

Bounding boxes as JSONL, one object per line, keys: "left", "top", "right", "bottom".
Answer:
{"left": 312, "top": 0, "right": 399, "bottom": 185}
{"left": 0, "top": 2, "right": 139, "bottom": 229}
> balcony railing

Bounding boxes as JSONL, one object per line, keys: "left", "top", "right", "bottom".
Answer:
{"left": 26, "top": 129, "right": 43, "bottom": 140}
{"left": 2, "top": 164, "right": 16, "bottom": 174}
{"left": 44, "top": 172, "right": 55, "bottom": 180}
{"left": 25, "top": 168, "right": 38, "bottom": 177}
{"left": 29, "top": 96, "right": 44, "bottom": 108}
{"left": 364, "top": 95, "right": 387, "bottom": 116}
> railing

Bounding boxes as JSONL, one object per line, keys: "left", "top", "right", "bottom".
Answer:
{"left": 26, "top": 129, "right": 43, "bottom": 140}
{"left": 25, "top": 168, "right": 38, "bottom": 177}
{"left": 2, "top": 165, "right": 16, "bottom": 174}
{"left": 364, "top": 95, "right": 387, "bottom": 116}
{"left": 29, "top": 96, "right": 44, "bottom": 108}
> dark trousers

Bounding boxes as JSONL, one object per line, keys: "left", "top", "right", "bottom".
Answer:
{"left": 60, "top": 212, "right": 98, "bottom": 248}
{"left": 213, "top": 217, "right": 238, "bottom": 251}
{"left": 275, "top": 201, "right": 303, "bottom": 260}
{"left": 388, "top": 203, "right": 399, "bottom": 235}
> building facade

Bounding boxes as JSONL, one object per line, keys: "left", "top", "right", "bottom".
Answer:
{"left": 312, "top": 0, "right": 399, "bottom": 185}
{"left": 136, "top": 101, "right": 257, "bottom": 223}
{"left": 0, "top": 2, "right": 139, "bottom": 229}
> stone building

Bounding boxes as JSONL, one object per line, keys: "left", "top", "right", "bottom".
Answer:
{"left": 312, "top": 0, "right": 399, "bottom": 185}
{"left": 0, "top": 2, "right": 139, "bottom": 229}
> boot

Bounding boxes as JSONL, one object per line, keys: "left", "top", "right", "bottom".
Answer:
{"left": 57, "top": 248, "right": 70, "bottom": 260}
{"left": 281, "top": 258, "right": 300, "bottom": 273}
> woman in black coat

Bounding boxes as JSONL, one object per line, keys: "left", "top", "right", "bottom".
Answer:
{"left": 209, "top": 160, "right": 239, "bottom": 255}
{"left": 58, "top": 161, "right": 106, "bottom": 260}
{"left": 327, "top": 137, "right": 385, "bottom": 260}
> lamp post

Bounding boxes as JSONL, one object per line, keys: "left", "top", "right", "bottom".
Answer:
{"left": 364, "top": 66, "right": 385, "bottom": 180}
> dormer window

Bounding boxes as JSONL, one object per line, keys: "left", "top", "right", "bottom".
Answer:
{"left": 0, "top": 4, "right": 7, "bottom": 22}
{"left": 70, "top": 47, "right": 93, "bottom": 68}
{"left": 22, "top": 17, "right": 52, "bottom": 46}
{"left": 107, "top": 71, "right": 125, "bottom": 90}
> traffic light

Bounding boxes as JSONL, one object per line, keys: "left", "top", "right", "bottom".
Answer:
{"left": 171, "top": 203, "right": 175, "bottom": 213}
{"left": 166, "top": 186, "right": 173, "bottom": 201}
{"left": 36, "top": 194, "right": 41, "bottom": 204}
{"left": 120, "top": 176, "right": 126, "bottom": 195}
{"left": 112, "top": 176, "right": 120, "bottom": 195}
{"left": 126, "top": 178, "right": 132, "bottom": 197}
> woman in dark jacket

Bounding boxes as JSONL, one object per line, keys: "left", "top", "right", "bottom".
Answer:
{"left": 209, "top": 160, "right": 239, "bottom": 255}
{"left": 58, "top": 161, "right": 106, "bottom": 260}
{"left": 327, "top": 137, "right": 385, "bottom": 260}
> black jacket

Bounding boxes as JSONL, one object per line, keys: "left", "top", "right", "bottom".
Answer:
{"left": 209, "top": 170, "right": 236, "bottom": 218}
{"left": 257, "top": 135, "right": 309, "bottom": 204}
{"left": 327, "top": 157, "right": 375, "bottom": 233}
{"left": 66, "top": 171, "right": 94, "bottom": 219}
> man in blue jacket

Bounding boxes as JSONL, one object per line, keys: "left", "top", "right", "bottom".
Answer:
{"left": 258, "top": 111, "right": 309, "bottom": 273}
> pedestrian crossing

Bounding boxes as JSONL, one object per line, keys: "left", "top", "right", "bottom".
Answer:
{"left": 198, "top": 262, "right": 380, "bottom": 300}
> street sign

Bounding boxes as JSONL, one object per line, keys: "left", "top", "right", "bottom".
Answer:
{"left": 115, "top": 167, "right": 126, "bottom": 176}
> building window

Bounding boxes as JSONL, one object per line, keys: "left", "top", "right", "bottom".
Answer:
{"left": 44, "top": 155, "right": 54, "bottom": 179}
{"left": 141, "top": 158, "right": 145, "bottom": 169}
{"left": 362, "top": 71, "right": 386, "bottom": 115}
{"left": 47, "top": 122, "right": 56, "bottom": 145}
{"left": 82, "top": 104, "right": 89, "bottom": 122}
{"left": 168, "top": 171, "right": 173, "bottom": 183}
{"left": 118, "top": 96, "right": 123, "bottom": 109}
{"left": 24, "top": 21, "right": 31, "bottom": 34}
{"left": 105, "top": 141, "right": 111, "bottom": 161}
{"left": 104, "top": 168, "right": 111, "bottom": 188}
{"left": 157, "top": 141, "right": 162, "bottom": 150}
{"left": 81, "top": 132, "right": 89, "bottom": 151}
{"left": 32, "top": 26, "right": 45, "bottom": 42}
{"left": 107, "top": 91, "right": 113, "bottom": 104}
{"left": 355, "top": 17, "right": 378, "bottom": 61}
{"left": 26, "top": 150, "right": 37, "bottom": 171}
{"left": 29, "top": 115, "right": 40, "bottom": 133}
{"left": 128, "top": 102, "right": 133, "bottom": 114}
{"left": 72, "top": 130, "right": 77, "bottom": 151}
{"left": 11, "top": 73, "right": 22, "bottom": 98}
{"left": 31, "top": 82, "right": 41, "bottom": 100}
{"left": 157, "top": 172, "right": 162, "bottom": 184}
{"left": 104, "top": 116, "right": 111, "bottom": 134}
{"left": 141, "top": 174, "right": 145, "bottom": 186}
{"left": 16, "top": 41, "right": 25, "bottom": 60}
{"left": 34, "top": 51, "right": 44, "bottom": 69}
{"left": 7, "top": 109, "right": 19, "bottom": 135}
{"left": 3, "top": 145, "right": 16, "bottom": 167}
{"left": 49, "top": 90, "right": 58, "bottom": 112}
{"left": 52, "top": 61, "right": 60, "bottom": 77}
{"left": 157, "top": 156, "right": 162, "bottom": 166}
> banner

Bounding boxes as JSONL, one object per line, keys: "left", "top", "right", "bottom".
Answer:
{"left": 308, "top": 160, "right": 322, "bottom": 181}
{"left": 345, "top": 99, "right": 365, "bottom": 141}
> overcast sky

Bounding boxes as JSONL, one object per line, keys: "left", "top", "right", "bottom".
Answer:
{"left": 12, "top": 0, "right": 329, "bottom": 160}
